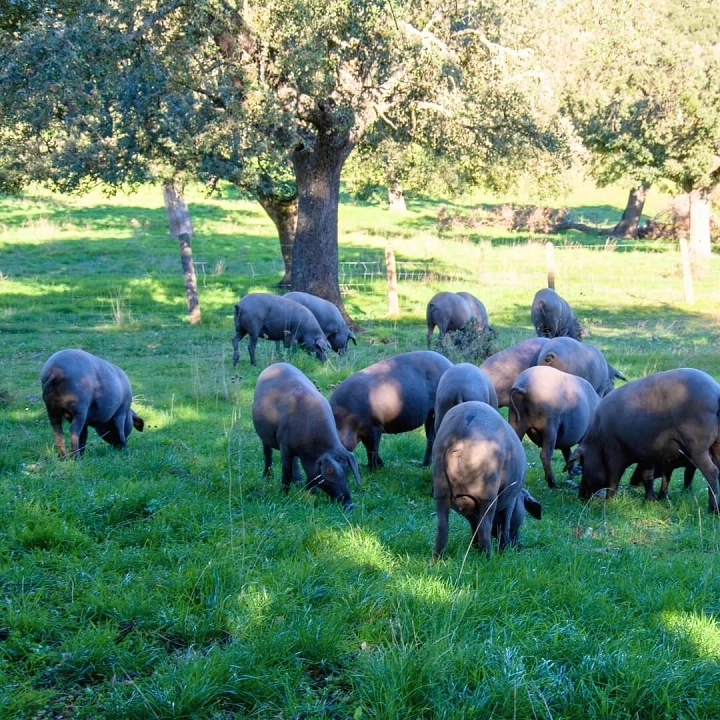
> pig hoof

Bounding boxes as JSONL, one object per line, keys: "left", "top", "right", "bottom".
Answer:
{"left": 569, "top": 465, "right": 583, "bottom": 476}
{"left": 343, "top": 501, "right": 355, "bottom": 511}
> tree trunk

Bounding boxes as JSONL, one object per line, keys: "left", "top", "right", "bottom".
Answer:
{"left": 162, "top": 182, "right": 201, "bottom": 324}
{"left": 688, "top": 187, "right": 712, "bottom": 258}
{"left": 257, "top": 192, "right": 298, "bottom": 288}
{"left": 290, "top": 109, "right": 354, "bottom": 324}
{"left": 611, "top": 183, "right": 649, "bottom": 238}
{"left": 387, "top": 179, "right": 407, "bottom": 213}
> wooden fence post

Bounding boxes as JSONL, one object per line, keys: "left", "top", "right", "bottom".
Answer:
{"left": 545, "top": 241, "right": 555, "bottom": 290}
{"left": 679, "top": 236, "right": 695, "bottom": 305}
{"left": 385, "top": 243, "right": 399, "bottom": 317}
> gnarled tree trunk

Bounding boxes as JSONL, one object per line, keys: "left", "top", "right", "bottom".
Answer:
{"left": 257, "top": 192, "right": 298, "bottom": 288}
{"left": 612, "top": 183, "right": 649, "bottom": 238}
{"left": 290, "top": 103, "right": 355, "bottom": 325}
{"left": 162, "top": 182, "right": 201, "bottom": 324}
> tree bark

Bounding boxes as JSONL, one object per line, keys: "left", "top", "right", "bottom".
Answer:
{"left": 257, "top": 192, "right": 298, "bottom": 288}
{"left": 611, "top": 183, "right": 649, "bottom": 238}
{"left": 162, "top": 182, "right": 201, "bottom": 324}
{"left": 387, "top": 179, "right": 407, "bottom": 213}
{"left": 688, "top": 187, "right": 712, "bottom": 258}
{"left": 290, "top": 104, "right": 355, "bottom": 324}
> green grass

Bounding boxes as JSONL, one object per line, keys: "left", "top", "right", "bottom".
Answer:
{"left": 1, "top": 182, "right": 720, "bottom": 718}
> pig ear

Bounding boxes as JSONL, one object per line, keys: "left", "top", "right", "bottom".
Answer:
{"left": 346, "top": 450, "right": 361, "bottom": 485}
{"left": 349, "top": 332, "right": 356, "bottom": 346}
{"left": 132, "top": 411, "right": 145, "bottom": 432}
{"left": 522, "top": 488, "right": 542, "bottom": 520}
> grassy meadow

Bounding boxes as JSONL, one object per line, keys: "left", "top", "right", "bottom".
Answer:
{"left": 1, "top": 182, "right": 720, "bottom": 719}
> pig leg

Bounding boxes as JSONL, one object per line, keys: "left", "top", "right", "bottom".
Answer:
{"left": 47, "top": 412, "right": 68, "bottom": 458}
{"left": 262, "top": 445, "right": 273, "bottom": 477}
{"left": 540, "top": 434, "right": 558, "bottom": 489}
{"left": 690, "top": 449, "right": 720, "bottom": 514}
{"left": 422, "top": 414, "right": 436, "bottom": 467}
{"left": 232, "top": 328, "right": 246, "bottom": 366}
{"left": 247, "top": 334, "right": 259, "bottom": 366}
{"left": 657, "top": 464, "right": 672, "bottom": 500}
{"left": 682, "top": 465, "right": 695, "bottom": 492}
{"left": 362, "top": 428, "right": 384, "bottom": 471}
{"left": 279, "top": 447, "right": 296, "bottom": 492}
{"left": 433, "top": 492, "right": 451, "bottom": 560}
{"left": 69, "top": 419, "right": 89, "bottom": 458}
{"left": 458, "top": 497, "right": 493, "bottom": 555}
{"left": 426, "top": 321, "right": 436, "bottom": 349}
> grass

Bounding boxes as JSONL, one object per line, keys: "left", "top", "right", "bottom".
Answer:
{"left": 1, "top": 181, "right": 720, "bottom": 718}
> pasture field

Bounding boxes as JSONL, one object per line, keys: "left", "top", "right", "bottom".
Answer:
{"left": 1, "top": 184, "right": 720, "bottom": 719}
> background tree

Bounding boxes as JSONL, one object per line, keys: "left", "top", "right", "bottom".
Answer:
{"left": 0, "top": 0, "right": 571, "bottom": 323}
{"left": 559, "top": 0, "right": 720, "bottom": 250}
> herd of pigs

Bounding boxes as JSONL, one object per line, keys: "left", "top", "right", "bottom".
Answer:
{"left": 39, "top": 287, "right": 720, "bottom": 560}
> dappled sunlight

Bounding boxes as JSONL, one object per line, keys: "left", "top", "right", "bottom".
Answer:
{"left": 0, "top": 278, "right": 71, "bottom": 296}
{"left": 661, "top": 611, "right": 720, "bottom": 660}
{"left": 330, "top": 525, "right": 398, "bottom": 572}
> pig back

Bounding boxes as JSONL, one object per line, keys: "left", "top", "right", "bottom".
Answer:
{"left": 480, "top": 337, "right": 549, "bottom": 407}
{"left": 252, "top": 362, "right": 331, "bottom": 447}
{"left": 434, "top": 400, "right": 525, "bottom": 508}
{"left": 331, "top": 351, "right": 452, "bottom": 435}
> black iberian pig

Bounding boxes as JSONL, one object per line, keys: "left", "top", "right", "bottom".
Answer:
{"left": 433, "top": 401, "right": 541, "bottom": 558}
{"left": 509, "top": 365, "right": 599, "bottom": 488}
{"left": 530, "top": 287, "right": 583, "bottom": 340}
{"left": 252, "top": 362, "right": 360, "bottom": 509}
{"left": 330, "top": 350, "right": 453, "bottom": 470}
{"left": 41, "top": 348, "right": 144, "bottom": 458}
{"left": 232, "top": 292, "right": 330, "bottom": 366}
{"left": 434, "top": 362, "right": 498, "bottom": 433}
{"left": 426, "top": 291, "right": 484, "bottom": 348}
{"left": 568, "top": 368, "right": 720, "bottom": 513}
{"left": 283, "top": 291, "right": 356, "bottom": 353}
{"left": 480, "top": 337, "right": 549, "bottom": 407}
{"left": 538, "top": 336, "right": 626, "bottom": 397}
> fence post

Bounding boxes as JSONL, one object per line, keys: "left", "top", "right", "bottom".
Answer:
{"left": 385, "top": 243, "right": 399, "bottom": 317}
{"left": 545, "top": 241, "right": 555, "bottom": 290}
{"left": 679, "top": 236, "right": 695, "bottom": 305}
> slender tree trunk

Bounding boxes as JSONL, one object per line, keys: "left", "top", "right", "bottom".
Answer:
{"left": 611, "top": 183, "right": 649, "bottom": 238}
{"left": 291, "top": 107, "right": 354, "bottom": 324}
{"left": 257, "top": 192, "right": 298, "bottom": 288}
{"left": 387, "top": 179, "right": 407, "bottom": 213}
{"left": 688, "top": 188, "right": 712, "bottom": 258}
{"left": 162, "top": 182, "right": 201, "bottom": 324}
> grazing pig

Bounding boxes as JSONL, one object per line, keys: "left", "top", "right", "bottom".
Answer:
{"left": 480, "top": 337, "right": 549, "bottom": 407}
{"left": 434, "top": 363, "right": 499, "bottom": 433}
{"left": 40, "top": 349, "right": 144, "bottom": 458}
{"left": 628, "top": 457, "right": 695, "bottom": 500}
{"left": 530, "top": 287, "right": 583, "bottom": 340}
{"left": 426, "top": 291, "right": 487, "bottom": 348}
{"left": 252, "top": 363, "right": 360, "bottom": 509}
{"left": 330, "top": 350, "right": 452, "bottom": 470}
{"left": 538, "top": 336, "right": 626, "bottom": 397}
{"left": 232, "top": 292, "right": 330, "bottom": 366}
{"left": 456, "top": 292, "right": 490, "bottom": 331}
{"left": 433, "top": 401, "right": 542, "bottom": 558}
{"left": 568, "top": 368, "right": 720, "bottom": 513}
{"left": 283, "top": 291, "right": 356, "bottom": 353}
{"left": 508, "top": 365, "right": 600, "bottom": 488}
